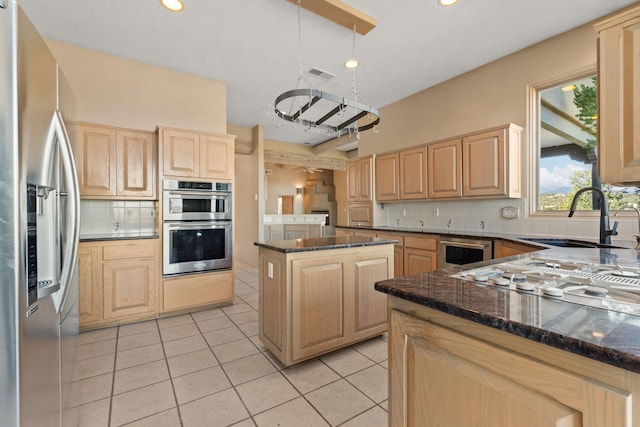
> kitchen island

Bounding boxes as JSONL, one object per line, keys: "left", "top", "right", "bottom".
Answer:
{"left": 376, "top": 247, "right": 640, "bottom": 426}
{"left": 255, "top": 236, "right": 395, "bottom": 366}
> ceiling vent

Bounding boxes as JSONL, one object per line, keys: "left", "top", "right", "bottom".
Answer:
{"left": 306, "top": 67, "right": 336, "bottom": 81}
{"left": 265, "top": 169, "right": 273, "bottom": 176}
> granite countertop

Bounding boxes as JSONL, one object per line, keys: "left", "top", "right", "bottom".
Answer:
{"left": 255, "top": 236, "right": 397, "bottom": 253}
{"left": 336, "top": 225, "right": 636, "bottom": 249}
{"left": 80, "top": 232, "right": 159, "bottom": 242}
{"left": 375, "top": 247, "right": 640, "bottom": 373}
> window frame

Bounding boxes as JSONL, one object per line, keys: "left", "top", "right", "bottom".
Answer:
{"left": 527, "top": 65, "right": 604, "bottom": 218}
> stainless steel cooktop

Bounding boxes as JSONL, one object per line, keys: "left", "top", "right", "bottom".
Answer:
{"left": 451, "top": 257, "right": 640, "bottom": 315}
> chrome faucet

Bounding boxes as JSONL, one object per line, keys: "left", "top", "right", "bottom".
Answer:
{"left": 568, "top": 187, "right": 618, "bottom": 245}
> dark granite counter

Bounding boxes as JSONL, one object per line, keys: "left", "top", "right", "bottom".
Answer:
{"left": 255, "top": 236, "right": 397, "bottom": 253}
{"left": 80, "top": 232, "right": 159, "bottom": 242}
{"left": 336, "top": 225, "right": 635, "bottom": 249}
{"left": 375, "top": 247, "right": 640, "bottom": 373}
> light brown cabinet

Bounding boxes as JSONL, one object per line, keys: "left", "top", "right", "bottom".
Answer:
{"left": 347, "top": 156, "right": 373, "bottom": 202}
{"left": 493, "top": 240, "right": 540, "bottom": 259}
{"left": 159, "top": 126, "right": 235, "bottom": 181}
{"left": 388, "top": 297, "right": 635, "bottom": 427}
{"left": 161, "top": 270, "right": 233, "bottom": 313}
{"left": 76, "top": 124, "right": 156, "bottom": 199}
{"left": 377, "top": 232, "right": 405, "bottom": 279}
{"left": 595, "top": 4, "right": 640, "bottom": 185}
{"left": 428, "top": 138, "right": 462, "bottom": 198}
{"left": 77, "top": 245, "right": 102, "bottom": 325}
{"left": 462, "top": 124, "right": 522, "bottom": 198}
{"left": 259, "top": 244, "right": 393, "bottom": 366}
{"left": 375, "top": 152, "right": 400, "bottom": 201}
{"left": 78, "top": 239, "right": 158, "bottom": 330}
{"left": 403, "top": 235, "right": 438, "bottom": 276}
{"left": 375, "top": 147, "right": 427, "bottom": 202}
{"left": 399, "top": 146, "right": 428, "bottom": 200}
{"left": 347, "top": 202, "right": 373, "bottom": 227}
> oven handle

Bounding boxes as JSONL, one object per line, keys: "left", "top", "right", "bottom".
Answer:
{"left": 440, "top": 240, "right": 487, "bottom": 250}
{"left": 166, "top": 221, "right": 231, "bottom": 230}
{"left": 166, "top": 190, "right": 230, "bottom": 198}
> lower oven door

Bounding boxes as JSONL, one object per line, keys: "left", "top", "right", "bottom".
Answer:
{"left": 163, "top": 220, "right": 232, "bottom": 276}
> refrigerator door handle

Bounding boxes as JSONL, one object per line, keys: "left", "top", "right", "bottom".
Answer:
{"left": 49, "top": 110, "right": 80, "bottom": 313}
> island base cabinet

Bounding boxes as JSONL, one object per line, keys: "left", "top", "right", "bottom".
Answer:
{"left": 291, "top": 257, "right": 347, "bottom": 362}
{"left": 388, "top": 301, "right": 634, "bottom": 427}
{"left": 259, "top": 244, "right": 393, "bottom": 366}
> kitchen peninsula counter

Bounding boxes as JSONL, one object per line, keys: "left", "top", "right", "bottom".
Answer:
{"left": 377, "top": 247, "right": 640, "bottom": 426}
{"left": 255, "top": 236, "right": 395, "bottom": 366}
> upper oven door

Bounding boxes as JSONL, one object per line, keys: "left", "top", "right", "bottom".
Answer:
{"left": 163, "top": 190, "right": 232, "bottom": 221}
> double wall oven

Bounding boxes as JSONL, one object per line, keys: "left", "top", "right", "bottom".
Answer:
{"left": 163, "top": 180, "right": 232, "bottom": 276}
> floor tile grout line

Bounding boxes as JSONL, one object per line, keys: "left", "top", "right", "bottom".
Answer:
{"left": 158, "top": 317, "right": 186, "bottom": 427}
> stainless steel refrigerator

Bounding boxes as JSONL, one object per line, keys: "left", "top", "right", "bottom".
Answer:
{"left": 0, "top": 1, "right": 80, "bottom": 426}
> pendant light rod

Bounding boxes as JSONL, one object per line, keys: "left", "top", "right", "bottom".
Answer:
{"left": 286, "top": 0, "right": 376, "bottom": 35}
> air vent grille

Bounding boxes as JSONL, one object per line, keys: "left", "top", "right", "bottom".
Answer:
{"left": 306, "top": 67, "right": 336, "bottom": 81}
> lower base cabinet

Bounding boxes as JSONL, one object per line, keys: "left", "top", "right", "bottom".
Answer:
{"left": 161, "top": 270, "right": 233, "bottom": 313}
{"left": 389, "top": 297, "right": 635, "bottom": 427}
{"left": 259, "top": 244, "right": 393, "bottom": 366}
{"left": 79, "top": 239, "right": 158, "bottom": 330}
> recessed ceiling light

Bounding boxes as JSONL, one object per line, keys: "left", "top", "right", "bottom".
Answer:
{"left": 344, "top": 59, "right": 360, "bottom": 69}
{"left": 161, "top": 0, "right": 184, "bottom": 12}
{"left": 561, "top": 84, "right": 577, "bottom": 92}
{"left": 438, "top": 0, "right": 459, "bottom": 6}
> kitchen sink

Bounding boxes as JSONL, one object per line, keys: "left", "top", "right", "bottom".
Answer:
{"left": 520, "top": 238, "right": 626, "bottom": 249}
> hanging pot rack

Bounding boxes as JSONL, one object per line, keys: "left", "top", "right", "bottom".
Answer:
{"left": 274, "top": 88, "right": 380, "bottom": 135}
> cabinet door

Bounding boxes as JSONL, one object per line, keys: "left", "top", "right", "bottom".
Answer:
{"left": 76, "top": 125, "right": 117, "bottom": 197}
{"left": 352, "top": 252, "right": 391, "bottom": 340}
{"left": 117, "top": 130, "right": 155, "bottom": 198}
{"left": 347, "top": 161, "right": 361, "bottom": 202}
{"left": 77, "top": 245, "right": 103, "bottom": 326}
{"left": 348, "top": 202, "right": 372, "bottom": 227}
{"left": 162, "top": 129, "right": 199, "bottom": 178}
{"left": 358, "top": 157, "right": 372, "bottom": 201}
{"left": 199, "top": 133, "right": 234, "bottom": 180}
{"left": 162, "top": 271, "right": 233, "bottom": 312}
{"left": 103, "top": 259, "right": 156, "bottom": 320}
{"left": 400, "top": 147, "right": 427, "bottom": 200}
{"left": 375, "top": 153, "right": 400, "bottom": 201}
{"left": 291, "top": 256, "right": 347, "bottom": 362}
{"left": 389, "top": 309, "right": 629, "bottom": 427}
{"left": 428, "top": 139, "right": 462, "bottom": 198}
{"left": 393, "top": 246, "right": 404, "bottom": 278}
{"left": 403, "top": 247, "right": 437, "bottom": 276}
{"left": 596, "top": 6, "right": 640, "bottom": 185}
{"left": 463, "top": 129, "right": 506, "bottom": 197}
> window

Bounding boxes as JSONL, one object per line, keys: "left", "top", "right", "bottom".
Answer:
{"left": 534, "top": 73, "right": 640, "bottom": 213}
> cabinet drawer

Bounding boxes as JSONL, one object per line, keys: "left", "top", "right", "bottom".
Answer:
{"left": 103, "top": 240, "right": 156, "bottom": 260}
{"left": 404, "top": 235, "right": 438, "bottom": 251}
{"left": 163, "top": 271, "right": 233, "bottom": 311}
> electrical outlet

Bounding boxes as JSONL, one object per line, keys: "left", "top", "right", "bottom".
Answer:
{"left": 433, "top": 208, "right": 440, "bottom": 217}
{"left": 402, "top": 208, "right": 407, "bottom": 217}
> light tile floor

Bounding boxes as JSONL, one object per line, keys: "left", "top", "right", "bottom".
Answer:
{"left": 66, "top": 264, "right": 389, "bottom": 426}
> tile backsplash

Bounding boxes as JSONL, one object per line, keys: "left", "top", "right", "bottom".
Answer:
{"left": 377, "top": 198, "right": 639, "bottom": 247}
{"left": 80, "top": 200, "right": 157, "bottom": 236}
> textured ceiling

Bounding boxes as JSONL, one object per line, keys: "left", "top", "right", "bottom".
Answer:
{"left": 18, "top": 0, "right": 637, "bottom": 148}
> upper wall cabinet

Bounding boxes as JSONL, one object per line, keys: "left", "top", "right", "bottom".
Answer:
{"left": 76, "top": 124, "right": 156, "bottom": 199}
{"left": 159, "top": 126, "right": 235, "bottom": 181}
{"left": 595, "top": 4, "right": 640, "bottom": 185}
{"left": 462, "top": 124, "right": 522, "bottom": 198}
{"left": 347, "top": 156, "right": 373, "bottom": 202}
{"left": 375, "top": 147, "right": 427, "bottom": 202}
{"left": 428, "top": 138, "right": 462, "bottom": 199}
{"left": 375, "top": 153, "right": 400, "bottom": 201}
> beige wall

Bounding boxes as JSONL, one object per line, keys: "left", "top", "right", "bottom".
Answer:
{"left": 235, "top": 147, "right": 260, "bottom": 266}
{"left": 357, "top": 23, "right": 597, "bottom": 169}
{"left": 46, "top": 40, "right": 227, "bottom": 133}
